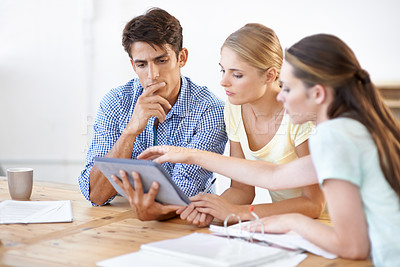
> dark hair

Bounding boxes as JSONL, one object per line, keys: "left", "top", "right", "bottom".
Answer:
{"left": 286, "top": 34, "right": 400, "bottom": 199}
{"left": 122, "top": 8, "right": 183, "bottom": 59}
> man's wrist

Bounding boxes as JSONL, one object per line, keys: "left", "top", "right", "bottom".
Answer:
{"left": 158, "top": 210, "right": 178, "bottom": 221}
{"left": 122, "top": 128, "right": 139, "bottom": 138}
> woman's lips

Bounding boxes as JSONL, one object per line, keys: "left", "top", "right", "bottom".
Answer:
{"left": 225, "top": 90, "right": 234, "bottom": 96}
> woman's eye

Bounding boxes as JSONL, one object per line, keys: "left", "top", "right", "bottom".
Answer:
{"left": 233, "top": 74, "right": 243, "bottom": 79}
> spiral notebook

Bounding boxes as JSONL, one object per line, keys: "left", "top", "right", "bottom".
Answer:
{"left": 141, "top": 233, "right": 290, "bottom": 266}
{"left": 209, "top": 221, "right": 337, "bottom": 259}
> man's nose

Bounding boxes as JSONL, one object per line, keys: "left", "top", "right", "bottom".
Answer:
{"left": 148, "top": 63, "right": 159, "bottom": 80}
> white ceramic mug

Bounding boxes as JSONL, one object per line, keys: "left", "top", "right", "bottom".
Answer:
{"left": 7, "top": 168, "right": 33, "bottom": 200}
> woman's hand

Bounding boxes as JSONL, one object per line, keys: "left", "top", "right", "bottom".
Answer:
{"left": 250, "top": 214, "right": 297, "bottom": 234}
{"left": 138, "top": 145, "right": 199, "bottom": 165}
{"left": 190, "top": 194, "right": 243, "bottom": 223}
{"left": 176, "top": 204, "right": 214, "bottom": 227}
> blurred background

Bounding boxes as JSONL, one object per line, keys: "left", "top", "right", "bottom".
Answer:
{"left": 1, "top": 0, "right": 400, "bottom": 199}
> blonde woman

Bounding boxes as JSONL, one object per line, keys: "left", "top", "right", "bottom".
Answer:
{"left": 138, "top": 24, "right": 325, "bottom": 227}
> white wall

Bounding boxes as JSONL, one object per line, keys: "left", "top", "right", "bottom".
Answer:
{"left": 1, "top": 0, "right": 400, "bottom": 201}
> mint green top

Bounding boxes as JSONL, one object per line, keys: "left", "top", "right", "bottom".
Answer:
{"left": 309, "top": 118, "right": 400, "bottom": 267}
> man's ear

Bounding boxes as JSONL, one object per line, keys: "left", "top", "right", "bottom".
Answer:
{"left": 265, "top": 68, "right": 277, "bottom": 83}
{"left": 178, "top": 48, "right": 188, "bottom": 68}
{"left": 312, "top": 84, "right": 328, "bottom": 104}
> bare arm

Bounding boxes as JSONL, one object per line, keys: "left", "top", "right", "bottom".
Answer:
{"left": 138, "top": 145, "right": 318, "bottom": 190}
{"left": 257, "top": 179, "right": 370, "bottom": 259}
{"left": 255, "top": 141, "right": 325, "bottom": 218}
{"left": 177, "top": 141, "right": 255, "bottom": 227}
{"left": 190, "top": 141, "right": 325, "bottom": 222}
{"left": 220, "top": 141, "right": 255, "bottom": 204}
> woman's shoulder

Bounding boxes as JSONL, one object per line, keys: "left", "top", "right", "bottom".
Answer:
{"left": 224, "top": 100, "right": 242, "bottom": 121}
{"left": 318, "top": 118, "right": 368, "bottom": 136}
{"left": 312, "top": 118, "right": 371, "bottom": 150}
{"left": 284, "top": 113, "right": 315, "bottom": 143}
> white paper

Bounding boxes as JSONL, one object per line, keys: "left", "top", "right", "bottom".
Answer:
{"left": 209, "top": 222, "right": 337, "bottom": 259}
{"left": 140, "top": 233, "right": 291, "bottom": 267}
{"left": 0, "top": 200, "right": 73, "bottom": 224}
{"left": 97, "top": 250, "right": 307, "bottom": 267}
{"left": 97, "top": 250, "right": 201, "bottom": 267}
{"left": 97, "top": 233, "right": 307, "bottom": 267}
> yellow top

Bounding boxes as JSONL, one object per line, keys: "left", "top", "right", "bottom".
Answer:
{"left": 224, "top": 100, "right": 314, "bottom": 202}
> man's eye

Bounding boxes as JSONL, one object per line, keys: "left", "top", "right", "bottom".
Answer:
{"left": 136, "top": 63, "right": 145, "bottom": 68}
{"left": 158, "top": 58, "right": 168, "bottom": 64}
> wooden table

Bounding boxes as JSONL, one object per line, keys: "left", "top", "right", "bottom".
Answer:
{"left": 0, "top": 178, "right": 372, "bottom": 266}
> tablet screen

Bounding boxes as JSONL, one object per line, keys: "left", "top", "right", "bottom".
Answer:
{"left": 94, "top": 157, "right": 190, "bottom": 206}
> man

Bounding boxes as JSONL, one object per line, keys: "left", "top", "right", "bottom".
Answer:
{"left": 78, "top": 8, "right": 227, "bottom": 220}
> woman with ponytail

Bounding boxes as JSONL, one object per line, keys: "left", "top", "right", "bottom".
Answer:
{"left": 138, "top": 34, "right": 400, "bottom": 266}
{"left": 266, "top": 34, "right": 400, "bottom": 266}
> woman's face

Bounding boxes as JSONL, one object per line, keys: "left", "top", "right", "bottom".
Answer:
{"left": 277, "top": 61, "right": 317, "bottom": 124}
{"left": 219, "top": 47, "right": 268, "bottom": 105}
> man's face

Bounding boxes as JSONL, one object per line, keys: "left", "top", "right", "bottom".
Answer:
{"left": 130, "top": 42, "right": 186, "bottom": 104}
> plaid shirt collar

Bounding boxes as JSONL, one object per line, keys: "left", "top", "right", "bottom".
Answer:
{"left": 166, "top": 76, "right": 192, "bottom": 119}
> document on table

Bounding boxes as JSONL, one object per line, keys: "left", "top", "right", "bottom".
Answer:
{"left": 97, "top": 232, "right": 307, "bottom": 267}
{"left": 209, "top": 221, "right": 337, "bottom": 259}
{"left": 97, "top": 250, "right": 307, "bottom": 267}
{"left": 0, "top": 200, "right": 73, "bottom": 224}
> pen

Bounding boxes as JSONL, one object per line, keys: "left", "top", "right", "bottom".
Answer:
{"left": 202, "top": 178, "right": 216, "bottom": 195}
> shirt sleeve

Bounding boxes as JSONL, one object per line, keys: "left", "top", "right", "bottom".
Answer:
{"left": 78, "top": 89, "right": 122, "bottom": 206}
{"left": 171, "top": 104, "right": 228, "bottom": 197}
{"left": 224, "top": 100, "right": 241, "bottom": 142}
{"left": 309, "top": 124, "right": 362, "bottom": 187}
{"left": 290, "top": 120, "right": 315, "bottom": 147}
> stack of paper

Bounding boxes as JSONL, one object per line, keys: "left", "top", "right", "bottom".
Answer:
{"left": 98, "top": 233, "right": 307, "bottom": 267}
{"left": 0, "top": 200, "right": 73, "bottom": 224}
{"left": 209, "top": 221, "right": 337, "bottom": 259}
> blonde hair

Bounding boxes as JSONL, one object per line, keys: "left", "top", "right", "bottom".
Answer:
{"left": 222, "top": 23, "right": 283, "bottom": 82}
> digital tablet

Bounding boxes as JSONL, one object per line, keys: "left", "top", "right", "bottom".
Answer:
{"left": 94, "top": 157, "right": 190, "bottom": 206}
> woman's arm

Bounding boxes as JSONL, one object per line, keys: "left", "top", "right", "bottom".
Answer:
{"left": 256, "top": 179, "right": 370, "bottom": 259}
{"left": 191, "top": 141, "right": 325, "bottom": 221}
{"left": 220, "top": 141, "right": 256, "bottom": 204}
{"left": 138, "top": 145, "right": 318, "bottom": 190}
{"left": 177, "top": 141, "right": 256, "bottom": 226}
{"left": 263, "top": 141, "right": 325, "bottom": 218}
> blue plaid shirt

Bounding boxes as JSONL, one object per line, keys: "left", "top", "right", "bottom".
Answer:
{"left": 78, "top": 76, "right": 228, "bottom": 206}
